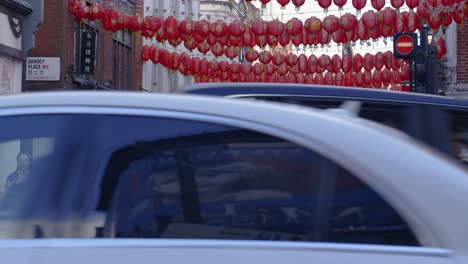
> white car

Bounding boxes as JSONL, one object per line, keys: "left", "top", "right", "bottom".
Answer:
{"left": 0, "top": 92, "right": 466, "bottom": 264}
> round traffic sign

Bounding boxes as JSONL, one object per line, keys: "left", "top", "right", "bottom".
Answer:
{"left": 395, "top": 35, "right": 415, "bottom": 55}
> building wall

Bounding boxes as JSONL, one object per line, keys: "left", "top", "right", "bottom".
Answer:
{"left": 457, "top": 20, "right": 468, "bottom": 89}
{"left": 26, "top": 0, "right": 143, "bottom": 91}
{"left": 0, "top": 12, "right": 23, "bottom": 94}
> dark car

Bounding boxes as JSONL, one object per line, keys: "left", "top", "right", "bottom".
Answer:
{"left": 186, "top": 83, "right": 468, "bottom": 162}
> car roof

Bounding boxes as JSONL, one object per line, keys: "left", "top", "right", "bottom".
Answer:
{"left": 185, "top": 83, "right": 468, "bottom": 108}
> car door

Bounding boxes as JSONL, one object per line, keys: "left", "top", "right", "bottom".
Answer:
{"left": 1, "top": 103, "right": 456, "bottom": 264}
{"left": 10, "top": 107, "right": 454, "bottom": 264}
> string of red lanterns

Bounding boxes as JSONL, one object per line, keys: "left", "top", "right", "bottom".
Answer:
{"left": 69, "top": 0, "right": 452, "bottom": 60}
{"left": 141, "top": 45, "right": 410, "bottom": 89}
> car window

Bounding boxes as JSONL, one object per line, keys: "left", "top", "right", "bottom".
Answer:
{"left": 449, "top": 110, "right": 468, "bottom": 165}
{"left": 96, "top": 115, "right": 419, "bottom": 246}
{"left": 0, "top": 114, "right": 420, "bottom": 246}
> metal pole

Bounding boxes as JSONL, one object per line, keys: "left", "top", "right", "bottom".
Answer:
{"left": 409, "top": 60, "right": 415, "bottom": 92}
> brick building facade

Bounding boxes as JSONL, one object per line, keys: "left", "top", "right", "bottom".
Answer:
{"left": 25, "top": 0, "right": 143, "bottom": 91}
{"left": 457, "top": 20, "right": 468, "bottom": 88}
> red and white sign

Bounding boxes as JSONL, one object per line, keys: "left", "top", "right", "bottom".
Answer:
{"left": 395, "top": 35, "right": 415, "bottom": 55}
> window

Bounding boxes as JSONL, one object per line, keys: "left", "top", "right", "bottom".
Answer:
{"left": 448, "top": 109, "right": 468, "bottom": 165}
{"left": 0, "top": 113, "right": 419, "bottom": 246}
{"left": 97, "top": 116, "right": 418, "bottom": 246}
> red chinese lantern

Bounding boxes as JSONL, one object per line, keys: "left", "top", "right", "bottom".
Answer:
{"left": 362, "top": 11, "right": 378, "bottom": 29}
{"left": 268, "top": 20, "right": 285, "bottom": 37}
{"left": 165, "top": 16, "right": 179, "bottom": 39}
{"left": 229, "top": 20, "right": 246, "bottom": 37}
{"left": 241, "top": 27, "right": 254, "bottom": 47}
{"left": 428, "top": 15, "right": 441, "bottom": 31}
{"left": 393, "top": 58, "right": 403, "bottom": 70}
{"left": 373, "top": 70, "right": 383, "bottom": 87}
{"left": 277, "top": 0, "right": 291, "bottom": 10}
{"left": 147, "top": 17, "right": 163, "bottom": 33}
{"left": 317, "top": 29, "right": 330, "bottom": 45}
{"left": 318, "top": 54, "right": 331, "bottom": 69}
{"left": 453, "top": 8, "right": 464, "bottom": 24}
{"left": 286, "top": 18, "right": 303, "bottom": 35}
{"left": 441, "top": 0, "right": 455, "bottom": 5}
{"left": 331, "top": 55, "right": 342, "bottom": 73}
{"left": 259, "top": 0, "right": 271, "bottom": 9}
{"left": 211, "top": 43, "right": 225, "bottom": 57}
{"left": 363, "top": 53, "right": 374, "bottom": 71}
{"left": 158, "top": 49, "right": 170, "bottom": 68}
{"left": 344, "top": 72, "right": 354, "bottom": 86}
{"left": 391, "top": 0, "right": 404, "bottom": 10}
{"left": 318, "top": 0, "right": 332, "bottom": 12}
{"left": 259, "top": 51, "right": 272, "bottom": 64}
{"left": 363, "top": 71, "right": 372, "bottom": 86}
{"left": 382, "top": 7, "right": 397, "bottom": 25}
{"left": 72, "top": 2, "right": 88, "bottom": 22}
{"left": 168, "top": 38, "right": 182, "bottom": 48}
{"left": 369, "top": 26, "right": 381, "bottom": 40}
{"left": 210, "top": 60, "right": 219, "bottom": 72}
{"left": 373, "top": 51, "right": 385, "bottom": 71}
{"left": 394, "top": 11, "right": 407, "bottom": 33}
{"left": 304, "top": 31, "right": 316, "bottom": 46}
{"left": 230, "top": 36, "right": 241, "bottom": 47}
{"left": 334, "top": 0, "right": 347, "bottom": 11}
{"left": 357, "top": 19, "right": 369, "bottom": 40}
{"left": 265, "top": 63, "right": 276, "bottom": 75}
{"left": 427, "top": 0, "right": 438, "bottom": 7}
{"left": 241, "top": 64, "right": 252, "bottom": 74}
{"left": 267, "top": 35, "right": 279, "bottom": 47}
{"left": 200, "top": 59, "right": 209, "bottom": 76}
{"left": 313, "top": 73, "right": 324, "bottom": 84}
{"left": 384, "top": 51, "right": 394, "bottom": 69}
{"left": 296, "top": 73, "right": 306, "bottom": 84}
{"left": 323, "top": 15, "right": 340, "bottom": 34}
{"left": 286, "top": 53, "right": 298, "bottom": 67}
{"left": 392, "top": 69, "right": 401, "bottom": 84}
{"left": 436, "top": 36, "right": 447, "bottom": 60}
{"left": 354, "top": 71, "right": 364, "bottom": 87}
{"left": 291, "top": 33, "right": 303, "bottom": 46}
{"left": 272, "top": 52, "right": 285, "bottom": 66}
{"left": 286, "top": 73, "right": 296, "bottom": 83}
{"left": 292, "top": 0, "right": 306, "bottom": 11}
{"left": 416, "top": 4, "right": 430, "bottom": 20}
{"left": 335, "top": 72, "right": 344, "bottom": 86}
{"left": 230, "top": 63, "right": 241, "bottom": 74}
{"left": 219, "top": 61, "right": 230, "bottom": 72}
{"left": 352, "top": 0, "right": 367, "bottom": 15}
{"left": 341, "top": 13, "right": 358, "bottom": 31}
{"left": 208, "top": 33, "right": 220, "bottom": 45}
{"left": 308, "top": 55, "right": 318, "bottom": 73}
{"left": 212, "top": 21, "right": 228, "bottom": 37}
{"left": 150, "top": 47, "right": 159, "bottom": 64}
{"left": 342, "top": 54, "right": 352, "bottom": 73}
{"left": 217, "top": 35, "right": 229, "bottom": 46}
{"left": 400, "top": 63, "right": 409, "bottom": 81}
{"left": 255, "top": 35, "right": 268, "bottom": 48}
{"left": 196, "top": 20, "right": 210, "bottom": 36}
{"left": 298, "top": 54, "right": 308, "bottom": 73}
{"left": 253, "top": 63, "right": 264, "bottom": 75}
{"left": 102, "top": 9, "right": 119, "bottom": 32}
{"left": 305, "top": 17, "right": 322, "bottom": 34}
{"left": 141, "top": 45, "right": 150, "bottom": 61}
{"left": 245, "top": 49, "right": 259, "bottom": 62}
{"left": 406, "top": 11, "right": 420, "bottom": 32}
{"left": 190, "top": 57, "right": 201, "bottom": 76}
{"left": 371, "top": 0, "right": 385, "bottom": 11}
{"left": 193, "top": 33, "right": 204, "bottom": 43}
{"left": 305, "top": 74, "right": 314, "bottom": 84}
{"left": 381, "top": 24, "right": 394, "bottom": 38}
{"left": 197, "top": 41, "right": 210, "bottom": 54}
{"left": 324, "top": 72, "right": 334, "bottom": 85}
{"left": 440, "top": 12, "right": 453, "bottom": 27}
{"left": 279, "top": 30, "right": 291, "bottom": 46}
{"left": 406, "top": 0, "right": 419, "bottom": 10}
{"left": 289, "top": 64, "right": 300, "bottom": 75}
{"left": 178, "top": 19, "right": 195, "bottom": 35}
{"left": 345, "top": 29, "right": 356, "bottom": 42}
{"left": 225, "top": 46, "right": 239, "bottom": 60}
{"left": 382, "top": 68, "right": 392, "bottom": 84}
{"left": 353, "top": 54, "right": 364, "bottom": 72}
{"left": 278, "top": 64, "right": 289, "bottom": 76}
{"left": 252, "top": 20, "right": 267, "bottom": 35}
{"left": 88, "top": 3, "right": 104, "bottom": 21}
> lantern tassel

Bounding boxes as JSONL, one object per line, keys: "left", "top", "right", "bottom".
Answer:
{"left": 356, "top": 9, "right": 361, "bottom": 16}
